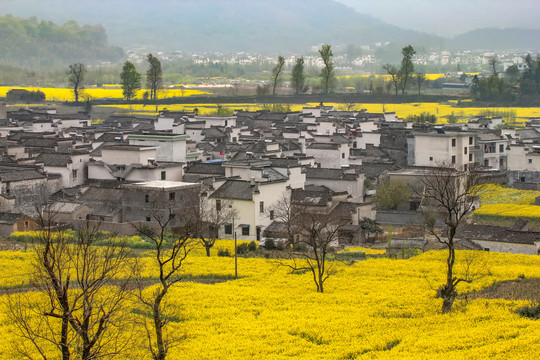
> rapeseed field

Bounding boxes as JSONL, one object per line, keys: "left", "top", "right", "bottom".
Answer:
{"left": 0, "top": 239, "right": 538, "bottom": 359}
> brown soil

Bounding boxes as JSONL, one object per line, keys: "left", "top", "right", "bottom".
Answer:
{"left": 465, "top": 278, "right": 540, "bottom": 302}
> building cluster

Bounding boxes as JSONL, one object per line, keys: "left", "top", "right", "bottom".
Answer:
{"left": 0, "top": 101, "right": 538, "bottom": 254}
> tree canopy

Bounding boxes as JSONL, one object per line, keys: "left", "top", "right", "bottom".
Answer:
{"left": 120, "top": 61, "right": 141, "bottom": 101}
{"left": 0, "top": 15, "right": 123, "bottom": 68}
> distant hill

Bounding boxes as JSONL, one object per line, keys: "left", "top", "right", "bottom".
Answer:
{"left": 450, "top": 28, "right": 540, "bottom": 51}
{"left": 1, "top": 0, "right": 441, "bottom": 54}
{"left": 0, "top": 15, "right": 124, "bottom": 68}
{"left": 1, "top": 0, "right": 538, "bottom": 69}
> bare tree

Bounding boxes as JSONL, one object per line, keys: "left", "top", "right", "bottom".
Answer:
{"left": 197, "top": 197, "right": 237, "bottom": 257}
{"left": 489, "top": 55, "right": 499, "bottom": 75}
{"left": 5, "top": 204, "right": 133, "bottom": 360}
{"left": 420, "top": 164, "right": 484, "bottom": 313}
{"left": 67, "top": 63, "right": 86, "bottom": 103}
{"left": 267, "top": 190, "right": 299, "bottom": 248}
{"left": 281, "top": 198, "right": 352, "bottom": 293}
{"left": 133, "top": 195, "right": 200, "bottom": 360}
{"left": 413, "top": 73, "right": 427, "bottom": 96}
{"left": 382, "top": 64, "right": 399, "bottom": 96}
{"left": 271, "top": 55, "right": 285, "bottom": 96}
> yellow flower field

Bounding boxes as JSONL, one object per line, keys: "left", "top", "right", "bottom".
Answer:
{"left": 477, "top": 184, "right": 540, "bottom": 206}
{"left": 92, "top": 102, "right": 540, "bottom": 124}
{"left": 0, "top": 86, "right": 210, "bottom": 102}
{"left": 472, "top": 184, "right": 540, "bottom": 220}
{"left": 0, "top": 244, "right": 539, "bottom": 359}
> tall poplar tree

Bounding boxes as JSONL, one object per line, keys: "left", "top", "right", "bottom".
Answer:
{"left": 319, "top": 44, "right": 335, "bottom": 95}
{"left": 291, "top": 57, "right": 305, "bottom": 95}
{"left": 146, "top": 54, "right": 163, "bottom": 101}
{"left": 120, "top": 61, "right": 141, "bottom": 101}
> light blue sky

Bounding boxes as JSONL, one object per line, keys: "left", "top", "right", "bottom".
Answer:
{"left": 336, "top": 0, "right": 539, "bottom": 36}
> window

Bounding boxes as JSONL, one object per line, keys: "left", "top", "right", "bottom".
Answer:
{"left": 259, "top": 201, "right": 264, "bottom": 213}
{"left": 529, "top": 159, "right": 533, "bottom": 164}
{"left": 521, "top": 177, "right": 526, "bottom": 182}
{"left": 451, "top": 138, "right": 456, "bottom": 147}
{"left": 145, "top": 194, "right": 149, "bottom": 203}
{"left": 146, "top": 216, "right": 151, "bottom": 222}
{"left": 469, "top": 154, "right": 473, "bottom": 161}
{"left": 464, "top": 147, "right": 468, "bottom": 155}
{"left": 499, "top": 144, "right": 504, "bottom": 153}
{"left": 500, "top": 158, "right": 504, "bottom": 167}
{"left": 429, "top": 156, "right": 433, "bottom": 161}
{"left": 216, "top": 199, "right": 221, "bottom": 211}
{"left": 224, "top": 224, "right": 232, "bottom": 235}
{"left": 242, "top": 225, "right": 250, "bottom": 236}
{"left": 72, "top": 169, "right": 78, "bottom": 179}
{"left": 464, "top": 164, "right": 468, "bottom": 171}
{"left": 161, "top": 171, "right": 166, "bottom": 180}
{"left": 469, "top": 137, "right": 473, "bottom": 145}
{"left": 24, "top": 221, "right": 29, "bottom": 230}
{"left": 451, "top": 155, "right": 456, "bottom": 164}
{"left": 342, "top": 153, "right": 345, "bottom": 159}
{"left": 169, "top": 192, "right": 175, "bottom": 201}
{"left": 269, "top": 210, "right": 274, "bottom": 220}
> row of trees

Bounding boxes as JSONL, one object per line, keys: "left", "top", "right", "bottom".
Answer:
{"left": 268, "top": 44, "right": 335, "bottom": 96}
{"left": 381, "top": 45, "right": 428, "bottom": 96}
{"left": 66, "top": 54, "right": 163, "bottom": 103}
{"left": 470, "top": 54, "right": 540, "bottom": 102}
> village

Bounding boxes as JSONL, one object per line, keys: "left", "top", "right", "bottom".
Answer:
{"left": 0, "top": 101, "right": 538, "bottom": 255}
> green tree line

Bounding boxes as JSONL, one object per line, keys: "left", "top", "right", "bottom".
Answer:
{"left": 0, "top": 15, "right": 123, "bottom": 68}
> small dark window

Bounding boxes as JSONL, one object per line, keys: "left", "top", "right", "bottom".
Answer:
{"left": 529, "top": 159, "right": 533, "bottom": 164}
{"left": 469, "top": 154, "right": 473, "bottom": 161}
{"left": 429, "top": 156, "right": 433, "bottom": 161}
{"left": 161, "top": 171, "right": 166, "bottom": 180}
{"left": 224, "top": 224, "right": 232, "bottom": 235}
{"left": 342, "top": 153, "right": 345, "bottom": 159}
{"left": 216, "top": 199, "right": 221, "bottom": 211}
{"left": 242, "top": 226, "right": 250, "bottom": 236}
{"left": 451, "top": 155, "right": 456, "bottom": 164}
{"left": 146, "top": 216, "right": 151, "bottom": 222}
{"left": 269, "top": 210, "right": 274, "bottom": 220}
{"left": 145, "top": 194, "right": 149, "bottom": 203}
{"left": 452, "top": 138, "right": 456, "bottom": 147}
{"left": 259, "top": 201, "right": 264, "bottom": 213}
{"left": 469, "top": 137, "right": 473, "bottom": 145}
{"left": 464, "top": 147, "right": 468, "bottom": 155}
{"left": 521, "top": 177, "right": 526, "bottom": 182}
{"left": 499, "top": 144, "right": 504, "bottom": 153}
{"left": 169, "top": 192, "right": 175, "bottom": 201}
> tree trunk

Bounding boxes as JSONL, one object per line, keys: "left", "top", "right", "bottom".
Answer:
{"left": 61, "top": 316, "right": 70, "bottom": 360}
{"left": 153, "top": 291, "right": 167, "bottom": 360}
{"left": 441, "top": 243, "right": 457, "bottom": 314}
{"left": 205, "top": 245, "right": 211, "bottom": 257}
{"left": 442, "top": 294, "right": 456, "bottom": 314}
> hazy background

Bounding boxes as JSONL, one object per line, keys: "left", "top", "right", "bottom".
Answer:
{"left": 337, "top": 0, "right": 539, "bottom": 36}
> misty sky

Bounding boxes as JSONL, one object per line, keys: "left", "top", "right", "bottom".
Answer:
{"left": 336, "top": 0, "right": 539, "bottom": 36}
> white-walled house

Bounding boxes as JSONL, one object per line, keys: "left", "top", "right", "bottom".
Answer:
{"left": 88, "top": 145, "right": 183, "bottom": 182}
{"left": 507, "top": 144, "right": 540, "bottom": 171}
{"left": 408, "top": 131, "right": 476, "bottom": 170}
{"left": 127, "top": 133, "right": 190, "bottom": 163}
{"left": 35, "top": 151, "right": 90, "bottom": 188}
{"left": 209, "top": 179, "right": 289, "bottom": 241}
{"left": 306, "top": 142, "right": 350, "bottom": 169}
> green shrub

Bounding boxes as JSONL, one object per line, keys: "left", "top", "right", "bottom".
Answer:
{"left": 236, "top": 243, "right": 249, "bottom": 255}
{"left": 247, "top": 241, "right": 257, "bottom": 252}
{"left": 217, "top": 248, "right": 231, "bottom": 257}
{"left": 264, "top": 238, "right": 276, "bottom": 250}
{"left": 516, "top": 303, "right": 540, "bottom": 320}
